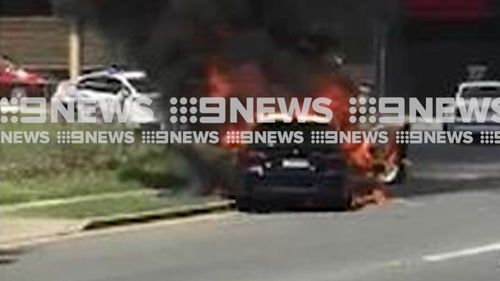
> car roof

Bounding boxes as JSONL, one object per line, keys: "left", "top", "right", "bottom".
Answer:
{"left": 459, "top": 81, "right": 500, "bottom": 89}
{"left": 113, "top": 71, "right": 147, "bottom": 80}
{"left": 78, "top": 70, "right": 147, "bottom": 81}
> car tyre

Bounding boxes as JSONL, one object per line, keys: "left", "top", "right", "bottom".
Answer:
{"left": 235, "top": 196, "right": 252, "bottom": 212}
{"left": 325, "top": 187, "right": 353, "bottom": 211}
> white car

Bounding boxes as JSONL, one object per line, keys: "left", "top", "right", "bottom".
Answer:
{"left": 52, "top": 70, "right": 163, "bottom": 128}
{"left": 447, "top": 81, "right": 500, "bottom": 133}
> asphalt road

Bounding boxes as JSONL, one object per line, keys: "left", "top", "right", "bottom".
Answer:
{"left": 399, "top": 143, "right": 500, "bottom": 194}
{"left": 3, "top": 144, "right": 500, "bottom": 281}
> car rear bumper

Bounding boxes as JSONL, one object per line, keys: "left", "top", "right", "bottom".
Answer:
{"left": 238, "top": 170, "right": 346, "bottom": 201}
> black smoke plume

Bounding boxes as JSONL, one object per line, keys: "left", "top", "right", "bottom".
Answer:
{"left": 51, "top": 0, "right": 399, "bottom": 193}
{"left": 53, "top": 0, "right": 398, "bottom": 97}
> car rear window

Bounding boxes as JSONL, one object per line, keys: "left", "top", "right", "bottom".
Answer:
{"left": 251, "top": 121, "right": 337, "bottom": 152}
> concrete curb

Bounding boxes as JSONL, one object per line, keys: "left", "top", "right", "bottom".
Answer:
{"left": 1, "top": 220, "right": 88, "bottom": 249}
{"left": 0, "top": 190, "right": 160, "bottom": 213}
{"left": 83, "top": 200, "right": 235, "bottom": 230}
{"left": 1, "top": 200, "right": 234, "bottom": 249}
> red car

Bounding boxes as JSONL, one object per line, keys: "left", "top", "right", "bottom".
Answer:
{"left": 0, "top": 55, "right": 48, "bottom": 99}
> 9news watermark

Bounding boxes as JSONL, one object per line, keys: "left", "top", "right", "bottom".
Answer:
{"left": 168, "top": 95, "right": 500, "bottom": 125}
{"left": 3, "top": 95, "right": 500, "bottom": 125}
{"left": 1, "top": 96, "right": 500, "bottom": 145}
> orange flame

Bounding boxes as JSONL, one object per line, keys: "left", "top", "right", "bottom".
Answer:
{"left": 205, "top": 60, "right": 399, "bottom": 178}
{"left": 204, "top": 59, "right": 402, "bottom": 207}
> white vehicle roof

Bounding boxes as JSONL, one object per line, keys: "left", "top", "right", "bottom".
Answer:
{"left": 77, "top": 70, "right": 147, "bottom": 81}
{"left": 458, "top": 81, "right": 500, "bottom": 91}
{"left": 113, "top": 71, "right": 147, "bottom": 80}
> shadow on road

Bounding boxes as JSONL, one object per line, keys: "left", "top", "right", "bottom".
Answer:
{"left": 238, "top": 175, "right": 500, "bottom": 214}
{"left": 0, "top": 248, "right": 27, "bottom": 266}
{"left": 237, "top": 199, "right": 361, "bottom": 214}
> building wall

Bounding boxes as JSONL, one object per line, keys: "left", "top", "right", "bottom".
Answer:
{"left": 0, "top": 17, "right": 112, "bottom": 77}
{"left": 386, "top": 18, "right": 500, "bottom": 99}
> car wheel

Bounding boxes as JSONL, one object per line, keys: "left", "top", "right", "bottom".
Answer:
{"left": 327, "top": 186, "right": 355, "bottom": 211}
{"left": 10, "top": 87, "right": 27, "bottom": 100}
{"left": 379, "top": 162, "right": 407, "bottom": 185}
{"left": 251, "top": 199, "right": 273, "bottom": 213}
{"left": 342, "top": 190, "right": 357, "bottom": 211}
{"left": 235, "top": 196, "right": 252, "bottom": 212}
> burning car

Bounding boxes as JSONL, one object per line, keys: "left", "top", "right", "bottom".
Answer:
{"left": 202, "top": 57, "right": 408, "bottom": 211}
{"left": 233, "top": 115, "right": 349, "bottom": 211}
{"left": 230, "top": 114, "right": 407, "bottom": 212}
{"left": 0, "top": 55, "right": 48, "bottom": 99}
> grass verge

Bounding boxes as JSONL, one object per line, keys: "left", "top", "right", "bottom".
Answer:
{"left": 4, "top": 192, "right": 220, "bottom": 219}
{"left": 0, "top": 122, "right": 190, "bottom": 207}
